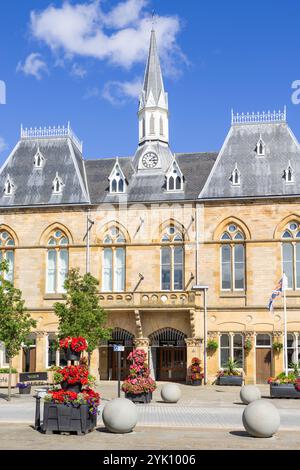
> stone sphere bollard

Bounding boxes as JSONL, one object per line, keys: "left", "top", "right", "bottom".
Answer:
{"left": 161, "top": 383, "right": 182, "bottom": 403}
{"left": 242, "top": 400, "right": 280, "bottom": 438}
{"left": 240, "top": 385, "right": 261, "bottom": 405}
{"left": 102, "top": 398, "right": 138, "bottom": 434}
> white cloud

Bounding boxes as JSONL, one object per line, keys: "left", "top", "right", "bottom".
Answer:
{"left": 71, "top": 63, "right": 87, "bottom": 78}
{"left": 102, "top": 77, "right": 142, "bottom": 106}
{"left": 29, "top": 0, "right": 184, "bottom": 73}
{"left": 17, "top": 53, "right": 48, "bottom": 80}
{"left": 0, "top": 137, "right": 7, "bottom": 153}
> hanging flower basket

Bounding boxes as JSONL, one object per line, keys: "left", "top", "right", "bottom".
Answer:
{"left": 189, "top": 357, "right": 204, "bottom": 386}
{"left": 59, "top": 337, "right": 88, "bottom": 362}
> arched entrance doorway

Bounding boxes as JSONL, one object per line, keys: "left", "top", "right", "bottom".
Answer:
{"left": 149, "top": 328, "right": 187, "bottom": 382}
{"left": 107, "top": 328, "right": 134, "bottom": 380}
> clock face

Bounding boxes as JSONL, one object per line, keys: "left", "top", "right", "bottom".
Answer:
{"left": 141, "top": 152, "right": 159, "bottom": 169}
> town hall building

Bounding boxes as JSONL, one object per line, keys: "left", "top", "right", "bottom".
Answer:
{"left": 0, "top": 29, "right": 299, "bottom": 384}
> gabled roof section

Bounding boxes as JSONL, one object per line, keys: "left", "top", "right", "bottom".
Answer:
{"left": 199, "top": 110, "right": 300, "bottom": 200}
{"left": 85, "top": 152, "right": 217, "bottom": 203}
{"left": 0, "top": 134, "right": 90, "bottom": 207}
{"left": 108, "top": 159, "right": 126, "bottom": 182}
{"left": 139, "top": 29, "right": 167, "bottom": 110}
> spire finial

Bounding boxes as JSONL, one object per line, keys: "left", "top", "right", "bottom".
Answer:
{"left": 151, "top": 10, "right": 156, "bottom": 31}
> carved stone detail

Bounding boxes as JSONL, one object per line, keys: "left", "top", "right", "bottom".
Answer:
{"left": 134, "top": 309, "right": 143, "bottom": 338}
{"left": 208, "top": 331, "right": 219, "bottom": 339}
{"left": 272, "top": 331, "right": 283, "bottom": 339}
{"left": 133, "top": 338, "right": 150, "bottom": 348}
{"left": 185, "top": 337, "right": 202, "bottom": 347}
{"left": 189, "top": 309, "right": 196, "bottom": 337}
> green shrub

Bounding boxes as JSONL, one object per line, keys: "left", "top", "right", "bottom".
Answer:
{"left": 207, "top": 339, "right": 218, "bottom": 352}
{"left": 0, "top": 368, "right": 17, "bottom": 373}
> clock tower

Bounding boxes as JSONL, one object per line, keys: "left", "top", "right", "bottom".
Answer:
{"left": 133, "top": 28, "right": 174, "bottom": 173}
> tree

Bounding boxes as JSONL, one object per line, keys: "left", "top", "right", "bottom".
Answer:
{"left": 54, "top": 268, "right": 111, "bottom": 361}
{"left": 0, "top": 260, "right": 36, "bottom": 401}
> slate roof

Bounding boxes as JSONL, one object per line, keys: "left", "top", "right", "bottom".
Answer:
{"left": 200, "top": 121, "right": 300, "bottom": 200}
{"left": 0, "top": 137, "right": 89, "bottom": 207}
{"left": 85, "top": 152, "right": 217, "bottom": 204}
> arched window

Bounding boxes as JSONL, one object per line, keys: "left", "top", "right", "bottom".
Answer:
{"left": 102, "top": 227, "right": 126, "bottom": 292}
{"left": 231, "top": 164, "right": 240, "bottom": 186}
{"left": 282, "top": 221, "right": 300, "bottom": 289}
{"left": 159, "top": 116, "right": 164, "bottom": 136}
{"left": 150, "top": 114, "right": 155, "bottom": 134}
{"left": 161, "top": 226, "right": 184, "bottom": 290}
{"left": 46, "top": 230, "right": 69, "bottom": 293}
{"left": 0, "top": 230, "right": 15, "bottom": 283}
{"left": 52, "top": 173, "right": 64, "bottom": 194}
{"left": 34, "top": 149, "right": 45, "bottom": 169}
{"left": 166, "top": 161, "right": 183, "bottom": 191}
{"left": 284, "top": 161, "right": 294, "bottom": 184}
{"left": 256, "top": 136, "right": 265, "bottom": 156}
{"left": 109, "top": 162, "right": 126, "bottom": 194}
{"left": 221, "top": 224, "right": 245, "bottom": 291}
{"left": 4, "top": 175, "right": 15, "bottom": 196}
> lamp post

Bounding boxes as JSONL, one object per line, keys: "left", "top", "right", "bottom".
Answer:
{"left": 192, "top": 285, "right": 209, "bottom": 385}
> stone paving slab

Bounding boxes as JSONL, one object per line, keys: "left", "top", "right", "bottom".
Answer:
{"left": 0, "top": 424, "right": 299, "bottom": 450}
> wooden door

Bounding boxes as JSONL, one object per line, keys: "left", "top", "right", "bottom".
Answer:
{"left": 22, "top": 347, "right": 36, "bottom": 372}
{"left": 159, "top": 347, "right": 186, "bottom": 381}
{"left": 256, "top": 348, "right": 271, "bottom": 383}
{"left": 110, "top": 346, "right": 132, "bottom": 380}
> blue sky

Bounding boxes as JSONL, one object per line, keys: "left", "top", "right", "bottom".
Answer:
{"left": 0, "top": 0, "right": 300, "bottom": 163}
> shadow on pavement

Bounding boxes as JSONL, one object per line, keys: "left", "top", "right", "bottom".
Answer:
{"left": 229, "top": 430, "right": 253, "bottom": 438}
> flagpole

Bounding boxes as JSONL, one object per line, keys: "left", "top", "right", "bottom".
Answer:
{"left": 283, "top": 273, "right": 288, "bottom": 377}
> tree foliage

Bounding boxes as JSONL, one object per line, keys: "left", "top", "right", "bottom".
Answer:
{"left": 54, "top": 268, "right": 111, "bottom": 352}
{"left": 0, "top": 260, "right": 36, "bottom": 400}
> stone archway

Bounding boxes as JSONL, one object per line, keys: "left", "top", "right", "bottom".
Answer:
{"left": 149, "top": 328, "right": 187, "bottom": 382}
{"left": 100, "top": 327, "right": 135, "bottom": 380}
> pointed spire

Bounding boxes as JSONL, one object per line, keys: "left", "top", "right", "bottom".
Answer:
{"left": 142, "top": 29, "right": 166, "bottom": 107}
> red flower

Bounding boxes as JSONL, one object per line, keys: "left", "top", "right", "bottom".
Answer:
{"left": 59, "top": 336, "right": 88, "bottom": 352}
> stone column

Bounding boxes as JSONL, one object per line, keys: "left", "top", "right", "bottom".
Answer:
{"left": 185, "top": 338, "right": 202, "bottom": 382}
{"left": 273, "top": 331, "right": 284, "bottom": 377}
{"left": 244, "top": 332, "right": 255, "bottom": 384}
{"left": 36, "top": 332, "right": 48, "bottom": 371}
{"left": 133, "top": 338, "right": 150, "bottom": 361}
{"left": 12, "top": 349, "right": 23, "bottom": 372}
{"left": 207, "top": 332, "right": 219, "bottom": 383}
{"left": 89, "top": 349, "right": 100, "bottom": 381}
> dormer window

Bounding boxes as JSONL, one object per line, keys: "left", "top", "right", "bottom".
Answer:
{"left": 34, "top": 149, "right": 45, "bottom": 168}
{"left": 4, "top": 175, "right": 15, "bottom": 196}
{"left": 52, "top": 173, "right": 64, "bottom": 194}
{"left": 256, "top": 136, "right": 265, "bottom": 156}
{"left": 284, "top": 161, "right": 294, "bottom": 184}
{"left": 166, "top": 160, "right": 183, "bottom": 191}
{"left": 109, "top": 161, "right": 126, "bottom": 194}
{"left": 231, "top": 164, "right": 240, "bottom": 186}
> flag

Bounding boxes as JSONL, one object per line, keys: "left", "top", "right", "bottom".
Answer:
{"left": 268, "top": 277, "right": 283, "bottom": 311}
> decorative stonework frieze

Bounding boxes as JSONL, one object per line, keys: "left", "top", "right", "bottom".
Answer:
{"left": 134, "top": 309, "right": 143, "bottom": 338}
{"left": 272, "top": 331, "right": 283, "bottom": 339}
{"left": 185, "top": 338, "right": 202, "bottom": 347}
{"left": 208, "top": 331, "right": 219, "bottom": 339}
{"left": 133, "top": 338, "right": 149, "bottom": 348}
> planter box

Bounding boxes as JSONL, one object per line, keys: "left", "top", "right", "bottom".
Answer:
{"left": 19, "top": 386, "right": 31, "bottom": 395}
{"left": 0, "top": 373, "right": 18, "bottom": 388}
{"left": 125, "top": 391, "right": 152, "bottom": 403}
{"left": 191, "top": 379, "right": 202, "bottom": 386}
{"left": 42, "top": 403, "right": 97, "bottom": 435}
{"left": 218, "top": 375, "right": 243, "bottom": 386}
{"left": 270, "top": 383, "right": 300, "bottom": 398}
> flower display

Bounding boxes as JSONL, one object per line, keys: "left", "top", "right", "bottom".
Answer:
{"left": 44, "top": 387, "right": 100, "bottom": 415}
{"left": 268, "top": 372, "right": 298, "bottom": 385}
{"left": 122, "top": 349, "right": 157, "bottom": 395}
{"left": 54, "top": 365, "right": 89, "bottom": 386}
{"left": 16, "top": 382, "right": 30, "bottom": 389}
{"left": 59, "top": 336, "right": 88, "bottom": 352}
{"left": 190, "top": 357, "right": 204, "bottom": 382}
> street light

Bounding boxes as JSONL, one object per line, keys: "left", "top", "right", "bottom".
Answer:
{"left": 192, "top": 285, "right": 209, "bottom": 385}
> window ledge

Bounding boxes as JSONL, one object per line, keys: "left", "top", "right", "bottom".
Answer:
{"left": 220, "top": 292, "right": 246, "bottom": 298}
{"left": 285, "top": 291, "right": 300, "bottom": 298}
{"left": 44, "top": 294, "right": 64, "bottom": 300}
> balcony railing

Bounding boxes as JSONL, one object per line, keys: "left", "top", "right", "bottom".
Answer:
{"left": 98, "top": 291, "right": 197, "bottom": 308}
